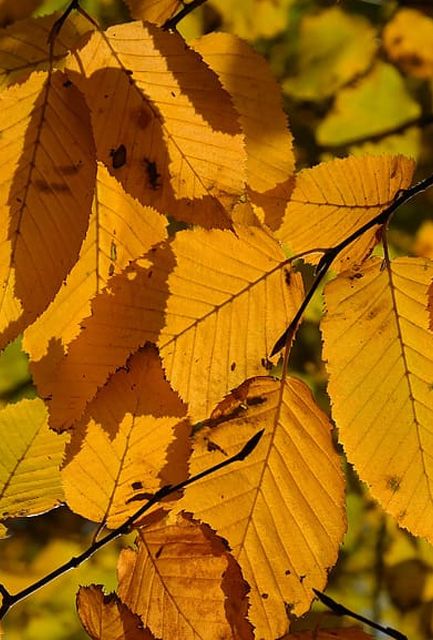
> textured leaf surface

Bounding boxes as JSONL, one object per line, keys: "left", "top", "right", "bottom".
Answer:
{"left": 118, "top": 512, "right": 253, "bottom": 640}
{"left": 192, "top": 32, "right": 294, "bottom": 193}
{"left": 62, "top": 348, "right": 189, "bottom": 527}
{"left": 77, "top": 585, "right": 156, "bottom": 640}
{"left": 322, "top": 257, "right": 433, "bottom": 542}
{"left": 66, "top": 22, "right": 245, "bottom": 226}
{"left": 0, "top": 398, "right": 67, "bottom": 520}
{"left": 34, "top": 224, "right": 303, "bottom": 429}
{"left": 23, "top": 163, "right": 167, "bottom": 362}
{"left": 0, "top": 70, "right": 96, "bottom": 349}
{"left": 177, "top": 376, "right": 346, "bottom": 638}
{"left": 276, "top": 155, "right": 414, "bottom": 270}
{"left": 384, "top": 9, "right": 433, "bottom": 79}
{"left": 125, "top": 0, "right": 182, "bottom": 24}
{"left": 0, "top": 12, "right": 92, "bottom": 90}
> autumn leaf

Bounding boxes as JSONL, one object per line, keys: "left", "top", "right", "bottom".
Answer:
{"left": 0, "top": 12, "right": 93, "bottom": 90}
{"left": 191, "top": 32, "right": 294, "bottom": 193}
{"left": 118, "top": 512, "right": 253, "bottom": 640}
{"left": 125, "top": 0, "right": 182, "bottom": 25}
{"left": 208, "top": 0, "right": 294, "bottom": 41}
{"left": 322, "top": 256, "right": 433, "bottom": 543}
{"left": 383, "top": 8, "right": 433, "bottom": 79}
{"left": 0, "top": 69, "right": 96, "bottom": 349}
{"left": 176, "top": 376, "right": 346, "bottom": 638}
{"left": 66, "top": 21, "right": 245, "bottom": 227}
{"left": 77, "top": 584, "right": 156, "bottom": 640}
{"left": 0, "top": 0, "right": 41, "bottom": 26}
{"left": 282, "top": 629, "right": 374, "bottom": 639}
{"left": 0, "top": 398, "right": 67, "bottom": 521}
{"left": 276, "top": 155, "right": 414, "bottom": 270}
{"left": 34, "top": 224, "right": 303, "bottom": 429}
{"left": 62, "top": 347, "right": 190, "bottom": 528}
{"left": 23, "top": 163, "right": 167, "bottom": 362}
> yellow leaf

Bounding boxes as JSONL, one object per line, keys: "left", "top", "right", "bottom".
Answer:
{"left": 77, "top": 584, "right": 156, "bottom": 640}
{"left": 66, "top": 22, "right": 245, "bottom": 226}
{"left": 276, "top": 155, "right": 414, "bottom": 271}
{"left": 62, "top": 347, "right": 189, "bottom": 527}
{"left": 208, "top": 0, "right": 294, "bottom": 41}
{"left": 414, "top": 220, "right": 433, "bottom": 259}
{"left": 118, "top": 512, "right": 253, "bottom": 640}
{"left": 322, "top": 257, "right": 433, "bottom": 543}
{"left": 23, "top": 163, "right": 167, "bottom": 362}
{"left": 283, "top": 7, "right": 377, "bottom": 102}
{"left": 176, "top": 376, "right": 346, "bottom": 639}
{"left": 0, "top": 12, "right": 92, "bottom": 90}
{"left": 34, "top": 225, "right": 303, "bottom": 429}
{"left": 384, "top": 9, "right": 433, "bottom": 79}
{"left": 191, "top": 32, "right": 294, "bottom": 194}
{"left": 125, "top": 0, "right": 181, "bottom": 25}
{"left": 0, "top": 398, "right": 67, "bottom": 520}
{"left": 0, "top": 70, "right": 96, "bottom": 349}
{"left": 316, "top": 63, "right": 421, "bottom": 147}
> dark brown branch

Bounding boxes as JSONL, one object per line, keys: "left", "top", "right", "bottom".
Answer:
{"left": 271, "top": 171, "right": 433, "bottom": 356}
{"left": 313, "top": 589, "right": 408, "bottom": 640}
{"left": 163, "top": 0, "right": 209, "bottom": 31}
{"left": 0, "top": 430, "right": 264, "bottom": 620}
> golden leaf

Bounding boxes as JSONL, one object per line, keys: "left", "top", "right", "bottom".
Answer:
{"left": 0, "top": 398, "right": 67, "bottom": 520}
{"left": 191, "top": 32, "right": 294, "bottom": 193}
{"left": 0, "top": 12, "right": 92, "bottom": 90}
{"left": 118, "top": 512, "right": 253, "bottom": 640}
{"left": 208, "top": 0, "right": 294, "bottom": 41}
{"left": 66, "top": 22, "right": 245, "bottom": 227}
{"left": 77, "top": 584, "right": 156, "bottom": 640}
{"left": 125, "top": 0, "right": 182, "bottom": 25}
{"left": 322, "top": 257, "right": 433, "bottom": 543}
{"left": 176, "top": 376, "right": 346, "bottom": 638}
{"left": 384, "top": 9, "right": 433, "bottom": 79}
{"left": 276, "top": 155, "right": 414, "bottom": 270}
{"left": 35, "top": 224, "right": 303, "bottom": 429}
{"left": 62, "top": 347, "right": 189, "bottom": 527}
{"left": 23, "top": 163, "right": 167, "bottom": 362}
{"left": 0, "top": 70, "right": 96, "bottom": 349}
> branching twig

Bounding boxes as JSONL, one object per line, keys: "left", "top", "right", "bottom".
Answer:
{"left": 163, "top": 0, "right": 209, "bottom": 30}
{"left": 271, "top": 171, "right": 433, "bottom": 356}
{"left": 313, "top": 589, "right": 408, "bottom": 640}
{"left": 0, "top": 430, "right": 264, "bottom": 620}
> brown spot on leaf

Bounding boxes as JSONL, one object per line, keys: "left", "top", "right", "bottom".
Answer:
{"left": 110, "top": 144, "right": 127, "bottom": 169}
{"left": 230, "top": 361, "right": 236, "bottom": 371}
{"left": 261, "top": 593, "right": 268, "bottom": 599}
{"left": 386, "top": 475, "right": 401, "bottom": 492}
{"left": 131, "top": 481, "right": 143, "bottom": 490}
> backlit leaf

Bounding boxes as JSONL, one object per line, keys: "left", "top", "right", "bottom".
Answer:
{"left": 77, "top": 584, "right": 156, "bottom": 640}
{"left": 276, "top": 155, "right": 414, "bottom": 270}
{"left": 23, "top": 163, "right": 167, "bottom": 362}
{"left": 118, "top": 512, "right": 253, "bottom": 640}
{"left": 125, "top": 0, "right": 181, "bottom": 25}
{"left": 0, "top": 70, "right": 96, "bottom": 349}
{"left": 66, "top": 22, "right": 245, "bottom": 226}
{"left": 0, "top": 12, "right": 92, "bottom": 90}
{"left": 316, "top": 63, "right": 421, "bottom": 147}
{"left": 322, "top": 256, "right": 433, "bottom": 543}
{"left": 34, "top": 224, "right": 303, "bottom": 429}
{"left": 0, "top": 0, "right": 41, "bottom": 26}
{"left": 208, "top": 0, "right": 294, "bottom": 41}
{"left": 177, "top": 376, "right": 346, "bottom": 638}
{"left": 283, "top": 7, "right": 377, "bottom": 102}
{"left": 0, "top": 398, "right": 67, "bottom": 520}
{"left": 384, "top": 9, "right": 433, "bottom": 79}
{"left": 191, "top": 32, "right": 294, "bottom": 193}
{"left": 62, "top": 347, "right": 189, "bottom": 527}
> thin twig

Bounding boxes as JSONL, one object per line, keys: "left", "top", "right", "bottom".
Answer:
{"left": 0, "top": 430, "right": 264, "bottom": 620}
{"left": 313, "top": 589, "right": 408, "bottom": 640}
{"left": 163, "top": 0, "right": 209, "bottom": 30}
{"left": 271, "top": 171, "right": 433, "bottom": 356}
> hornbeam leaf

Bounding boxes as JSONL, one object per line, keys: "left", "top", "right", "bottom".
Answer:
{"left": 176, "top": 376, "right": 346, "bottom": 639}
{"left": 191, "top": 32, "right": 294, "bottom": 193}
{"left": 77, "top": 585, "right": 157, "bottom": 639}
{"left": 62, "top": 347, "right": 189, "bottom": 528}
{"left": 0, "top": 398, "right": 67, "bottom": 520}
{"left": 322, "top": 257, "right": 433, "bottom": 543}
{"left": 276, "top": 155, "right": 414, "bottom": 270}
{"left": 124, "top": 0, "right": 182, "bottom": 25}
{"left": 23, "top": 163, "right": 167, "bottom": 362}
{"left": 118, "top": 512, "right": 253, "bottom": 640}
{"left": 0, "top": 70, "right": 96, "bottom": 349}
{"left": 34, "top": 224, "right": 303, "bottom": 430}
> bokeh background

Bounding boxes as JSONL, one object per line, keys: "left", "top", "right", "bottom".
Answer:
{"left": 1, "top": 0, "right": 433, "bottom": 637}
